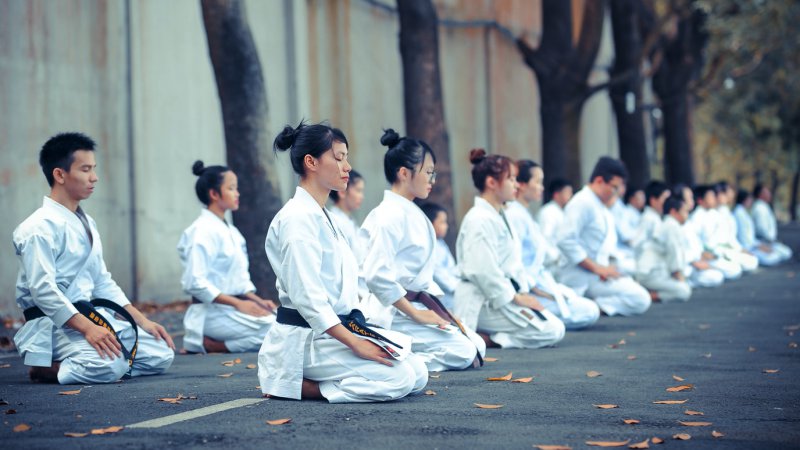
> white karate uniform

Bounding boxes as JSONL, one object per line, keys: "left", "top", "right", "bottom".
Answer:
{"left": 359, "top": 191, "right": 484, "bottom": 371}
{"left": 557, "top": 187, "right": 651, "bottom": 316}
{"left": 751, "top": 199, "right": 793, "bottom": 262}
{"left": 431, "top": 238, "right": 459, "bottom": 311}
{"left": 13, "top": 197, "right": 174, "bottom": 384}
{"left": 681, "top": 220, "right": 729, "bottom": 286}
{"left": 635, "top": 216, "right": 692, "bottom": 302}
{"left": 454, "top": 197, "right": 565, "bottom": 349}
{"left": 608, "top": 200, "right": 639, "bottom": 276}
{"left": 178, "top": 209, "right": 274, "bottom": 353}
{"left": 630, "top": 207, "right": 662, "bottom": 251}
{"left": 258, "top": 187, "right": 427, "bottom": 403}
{"left": 536, "top": 201, "right": 568, "bottom": 273}
{"left": 733, "top": 205, "right": 783, "bottom": 266}
{"left": 691, "top": 206, "right": 757, "bottom": 273}
{"left": 505, "top": 201, "right": 599, "bottom": 329}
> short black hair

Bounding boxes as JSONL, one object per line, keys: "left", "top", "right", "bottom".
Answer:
{"left": 39, "top": 132, "right": 96, "bottom": 187}
{"left": 671, "top": 182, "right": 689, "bottom": 199}
{"left": 693, "top": 184, "right": 716, "bottom": 201}
{"left": 736, "top": 189, "right": 751, "bottom": 206}
{"left": 192, "top": 160, "right": 230, "bottom": 206}
{"left": 753, "top": 183, "right": 766, "bottom": 199}
{"left": 274, "top": 120, "right": 349, "bottom": 176}
{"left": 644, "top": 180, "right": 670, "bottom": 206}
{"left": 663, "top": 196, "right": 684, "bottom": 216}
{"left": 548, "top": 177, "right": 572, "bottom": 196}
{"left": 623, "top": 185, "right": 643, "bottom": 204}
{"left": 380, "top": 129, "right": 436, "bottom": 184}
{"left": 420, "top": 202, "right": 447, "bottom": 224}
{"left": 714, "top": 180, "right": 729, "bottom": 194}
{"left": 330, "top": 170, "right": 363, "bottom": 202}
{"left": 589, "top": 156, "right": 628, "bottom": 183}
{"left": 516, "top": 159, "right": 540, "bottom": 183}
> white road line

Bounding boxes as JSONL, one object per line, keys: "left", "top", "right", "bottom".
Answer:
{"left": 127, "top": 397, "right": 265, "bottom": 429}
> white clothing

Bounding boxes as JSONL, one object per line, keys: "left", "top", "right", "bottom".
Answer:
{"left": 631, "top": 207, "right": 662, "bottom": 251}
{"left": 611, "top": 199, "right": 640, "bottom": 246}
{"left": 12, "top": 197, "right": 173, "bottom": 382}
{"left": 537, "top": 201, "right": 566, "bottom": 243}
{"left": 505, "top": 201, "right": 599, "bottom": 329}
{"left": 431, "top": 238, "right": 459, "bottom": 311}
{"left": 691, "top": 206, "right": 757, "bottom": 273}
{"left": 635, "top": 216, "right": 691, "bottom": 302}
{"left": 329, "top": 205, "right": 361, "bottom": 257}
{"left": 455, "top": 197, "right": 565, "bottom": 348}
{"left": 359, "top": 190, "right": 483, "bottom": 371}
{"left": 751, "top": 199, "right": 793, "bottom": 262}
{"left": 681, "top": 220, "right": 735, "bottom": 282}
{"left": 557, "top": 187, "right": 651, "bottom": 316}
{"left": 177, "top": 209, "right": 273, "bottom": 353}
{"left": 734, "top": 204, "right": 784, "bottom": 266}
{"left": 258, "top": 187, "right": 426, "bottom": 402}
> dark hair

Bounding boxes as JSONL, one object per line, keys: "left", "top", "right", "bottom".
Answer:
{"left": 380, "top": 129, "right": 436, "bottom": 184}
{"left": 330, "top": 169, "right": 363, "bottom": 202}
{"left": 623, "top": 185, "right": 643, "bottom": 204}
{"left": 273, "top": 120, "right": 349, "bottom": 175}
{"left": 672, "top": 182, "right": 689, "bottom": 199}
{"left": 714, "top": 180, "right": 729, "bottom": 194}
{"left": 469, "top": 148, "right": 513, "bottom": 192}
{"left": 753, "top": 183, "right": 766, "bottom": 199}
{"left": 736, "top": 189, "right": 752, "bottom": 206}
{"left": 192, "top": 160, "right": 230, "bottom": 206}
{"left": 663, "top": 196, "right": 685, "bottom": 216}
{"left": 39, "top": 132, "right": 96, "bottom": 187}
{"left": 516, "top": 159, "right": 541, "bottom": 183}
{"left": 589, "top": 156, "right": 628, "bottom": 183}
{"left": 420, "top": 202, "right": 447, "bottom": 223}
{"left": 693, "top": 184, "right": 716, "bottom": 201}
{"left": 548, "top": 177, "right": 573, "bottom": 196}
{"left": 644, "top": 180, "right": 670, "bottom": 206}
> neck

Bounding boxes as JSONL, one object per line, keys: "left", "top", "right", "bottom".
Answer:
{"left": 480, "top": 191, "right": 503, "bottom": 212}
{"left": 391, "top": 184, "right": 415, "bottom": 201}
{"left": 207, "top": 203, "right": 226, "bottom": 220}
{"left": 49, "top": 189, "right": 79, "bottom": 212}
{"left": 515, "top": 195, "right": 529, "bottom": 208}
{"left": 335, "top": 201, "right": 352, "bottom": 215}
{"left": 300, "top": 178, "right": 330, "bottom": 208}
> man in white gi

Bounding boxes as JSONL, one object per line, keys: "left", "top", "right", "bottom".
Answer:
{"left": 13, "top": 132, "right": 174, "bottom": 384}
{"left": 673, "top": 184, "right": 726, "bottom": 287}
{"left": 609, "top": 185, "right": 643, "bottom": 275}
{"left": 733, "top": 189, "right": 785, "bottom": 266}
{"left": 630, "top": 181, "right": 671, "bottom": 250}
{"left": 506, "top": 160, "right": 599, "bottom": 329}
{"left": 751, "top": 184, "right": 794, "bottom": 263}
{"left": 635, "top": 196, "right": 692, "bottom": 302}
{"left": 557, "top": 157, "right": 651, "bottom": 317}
{"left": 537, "top": 178, "right": 572, "bottom": 273}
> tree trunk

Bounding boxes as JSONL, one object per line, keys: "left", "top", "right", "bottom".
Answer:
{"left": 609, "top": 0, "right": 649, "bottom": 188}
{"left": 661, "top": 91, "right": 694, "bottom": 185}
{"left": 791, "top": 168, "right": 799, "bottom": 222}
{"left": 201, "top": 0, "right": 282, "bottom": 299}
{"left": 396, "top": 0, "right": 455, "bottom": 244}
{"left": 517, "top": 0, "right": 607, "bottom": 190}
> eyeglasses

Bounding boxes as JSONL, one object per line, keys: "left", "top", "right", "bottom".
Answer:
{"left": 426, "top": 170, "right": 437, "bottom": 183}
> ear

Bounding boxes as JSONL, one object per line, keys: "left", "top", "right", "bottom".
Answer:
{"left": 52, "top": 168, "right": 66, "bottom": 185}
{"left": 485, "top": 175, "right": 498, "bottom": 190}
{"left": 208, "top": 188, "right": 221, "bottom": 202}
{"left": 397, "top": 166, "right": 410, "bottom": 183}
{"left": 303, "top": 154, "right": 318, "bottom": 173}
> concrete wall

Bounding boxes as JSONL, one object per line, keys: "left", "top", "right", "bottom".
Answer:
{"left": 0, "top": 0, "right": 617, "bottom": 315}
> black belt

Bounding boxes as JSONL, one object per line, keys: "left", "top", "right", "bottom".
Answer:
{"left": 24, "top": 299, "right": 138, "bottom": 370}
{"left": 276, "top": 306, "right": 403, "bottom": 349}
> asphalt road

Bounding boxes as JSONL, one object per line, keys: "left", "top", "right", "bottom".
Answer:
{"left": 2, "top": 227, "right": 799, "bottom": 449}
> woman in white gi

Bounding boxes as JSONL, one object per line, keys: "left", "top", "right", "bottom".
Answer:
{"left": 690, "top": 185, "right": 748, "bottom": 278}
{"left": 556, "top": 157, "right": 651, "bottom": 317}
{"left": 359, "top": 129, "right": 484, "bottom": 371}
{"left": 328, "top": 169, "right": 365, "bottom": 254}
{"left": 505, "top": 159, "right": 599, "bottom": 330}
{"left": 178, "top": 161, "right": 276, "bottom": 353}
{"left": 734, "top": 189, "right": 784, "bottom": 266}
{"left": 258, "top": 122, "right": 427, "bottom": 403}
{"left": 630, "top": 181, "right": 671, "bottom": 250}
{"left": 421, "top": 203, "right": 460, "bottom": 311}
{"left": 14, "top": 132, "right": 174, "bottom": 384}
{"left": 751, "top": 184, "right": 793, "bottom": 263}
{"left": 635, "top": 196, "right": 692, "bottom": 302}
{"left": 673, "top": 184, "right": 725, "bottom": 288}
{"left": 455, "top": 150, "right": 565, "bottom": 349}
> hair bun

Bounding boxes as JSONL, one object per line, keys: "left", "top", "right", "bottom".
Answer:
{"left": 469, "top": 148, "right": 487, "bottom": 164}
{"left": 192, "top": 160, "right": 205, "bottom": 176}
{"left": 380, "top": 128, "right": 401, "bottom": 148}
{"left": 274, "top": 125, "right": 300, "bottom": 151}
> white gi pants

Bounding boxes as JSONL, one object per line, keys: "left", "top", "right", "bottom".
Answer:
{"left": 709, "top": 258, "right": 742, "bottom": 280}
{"left": 753, "top": 243, "right": 793, "bottom": 266}
{"left": 558, "top": 267, "right": 651, "bottom": 316}
{"left": 636, "top": 271, "right": 692, "bottom": 302}
{"left": 538, "top": 292, "right": 600, "bottom": 330}
{"left": 391, "top": 311, "right": 485, "bottom": 372}
{"left": 477, "top": 307, "right": 565, "bottom": 349}
{"left": 718, "top": 248, "right": 758, "bottom": 273}
{"left": 54, "top": 310, "right": 174, "bottom": 385}
{"left": 687, "top": 267, "right": 724, "bottom": 288}
{"left": 304, "top": 339, "right": 428, "bottom": 403}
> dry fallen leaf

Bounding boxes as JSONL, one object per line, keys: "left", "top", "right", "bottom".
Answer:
{"left": 672, "top": 434, "right": 691, "bottom": 440}
{"left": 0, "top": 363, "right": 10, "bottom": 369}
{"left": 429, "top": 374, "right": 441, "bottom": 379}
{"left": 221, "top": 360, "right": 235, "bottom": 367}
{"left": 158, "top": 397, "right": 182, "bottom": 404}
{"left": 587, "top": 371, "right": 602, "bottom": 378}
{"left": 763, "top": 369, "right": 779, "bottom": 374}
{"left": 64, "top": 432, "right": 88, "bottom": 438}
{"left": 266, "top": 418, "right": 292, "bottom": 425}
{"left": 483, "top": 357, "right": 499, "bottom": 362}
{"left": 486, "top": 372, "right": 513, "bottom": 381}
{"left": 701, "top": 353, "right": 712, "bottom": 358}
{"left": 672, "top": 375, "right": 684, "bottom": 382}
{"left": 424, "top": 390, "right": 436, "bottom": 396}
{"left": 13, "top": 423, "right": 31, "bottom": 432}
{"left": 512, "top": 377, "right": 534, "bottom": 383}
{"left": 653, "top": 399, "right": 688, "bottom": 404}
{"left": 234, "top": 358, "right": 242, "bottom": 364}
{"left": 627, "top": 355, "right": 637, "bottom": 360}
{"left": 651, "top": 437, "right": 663, "bottom": 444}
{"left": 623, "top": 419, "right": 640, "bottom": 425}
{"left": 698, "top": 324, "right": 711, "bottom": 330}
{"left": 789, "top": 342, "right": 798, "bottom": 348}
{"left": 218, "top": 373, "right": 234, "bottom": 378}
{"left": 628, "top": 332, "right": 636, "bottom": 336}
{"left": 684, "top": 410, "right": 704, "bottom": 416}
{"left": 666, "top": 384, "right": 693, "bottom": 392}
{"left": 534, "top": 445, "right": 572, "bottom": 450}
{"left": 748, "top": 346, "right": 757, "bottom": 352}
{"left": 474, "top": 403, "right": 504, "bottom": 409}
{"left": 711, "top": 430, "right": 724, "bottom": 438}
{"left": 618, "top": 339, "right": 627, "bottom": 345}
{"left": 90, "top": 426, "right": 123, "bottom": 435}
{"left": 593, "top": 404, "right": 619, "bottom": 409}
{"left": 59, "top": 389, "right": 81, "bottom": 395}
{"left": 585, "top": 439, "right": 630, "bottom": 447}
{"left": 680, "top": 421, "right": 712, "bottom": 427}
{"left": 784, "top": 324, "right": 800, "bottom": 331}
{"left": 246, "top": 364, "right": 257, "bottom": 369}
{"left": 628, "top": 438, "right": 649, "bottom": 449}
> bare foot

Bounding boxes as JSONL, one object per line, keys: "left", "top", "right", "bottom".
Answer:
{"left": 301, "top": 378, "right": 324, "bottom": 400}
{"left": 29, "top": 362, "right": 61, "bottom": 383}
{"left": 203, "top": 336, "right": 228, "bottom": 353}
{"left": 478, "top": 332, "right": 501, "bottom": 348}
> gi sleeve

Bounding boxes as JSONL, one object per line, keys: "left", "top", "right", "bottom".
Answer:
{"left": 360, "top": 220, "right": 407, "bottom": 307}
{"left": 179, "top": 230, "right": 222, "bottom": 303}
{"left": 558, "top": 201, "right": 589, "bottom": 265}
{"left": 459, "top": 221, "right": 516, "bottom": 309}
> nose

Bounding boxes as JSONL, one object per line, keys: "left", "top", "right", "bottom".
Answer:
{"left": 343, "top": 159, "right": 352, "bottom": 173}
